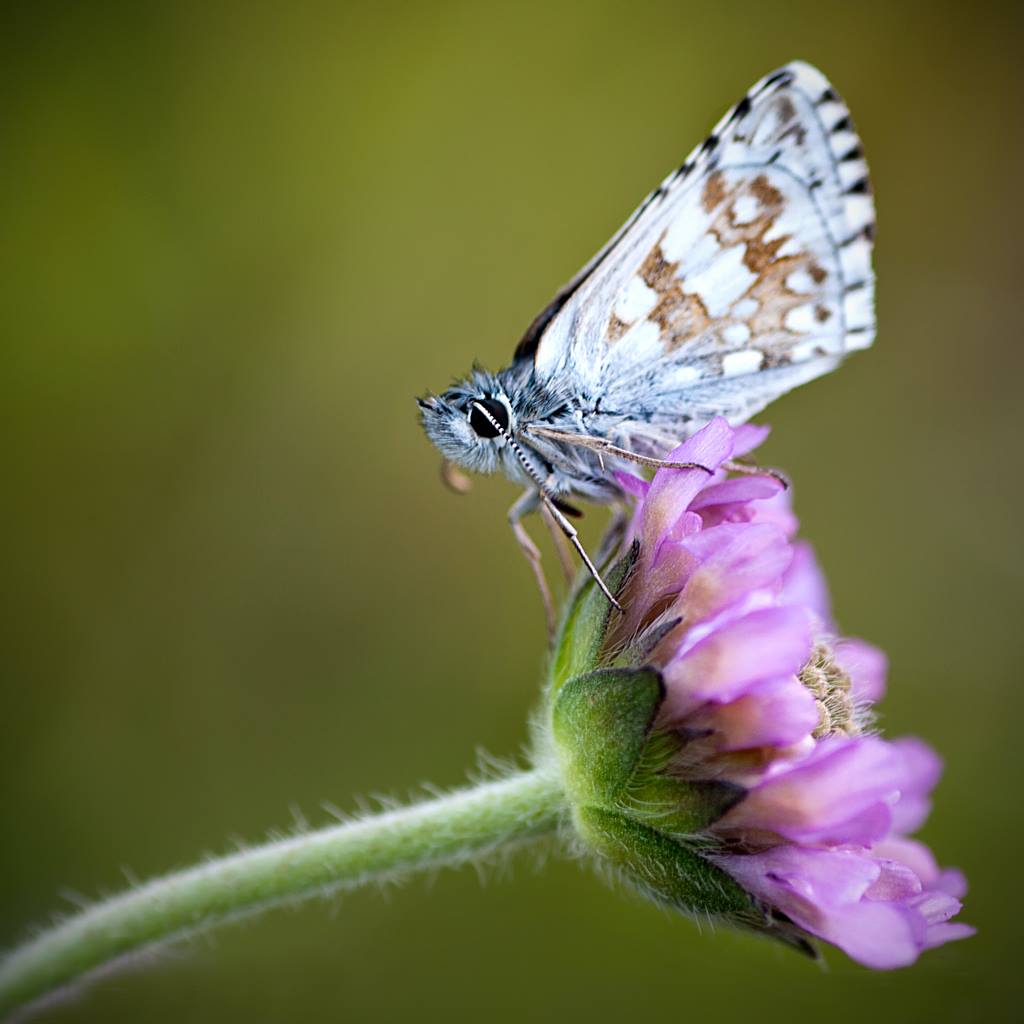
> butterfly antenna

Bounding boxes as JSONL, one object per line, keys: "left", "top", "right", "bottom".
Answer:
{"left": 469, "top": 401, "right": 623, "bottom": 612}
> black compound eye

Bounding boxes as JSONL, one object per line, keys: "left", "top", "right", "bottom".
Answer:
{"left": 468, "top": 397, "right": 510, "bottom": 438}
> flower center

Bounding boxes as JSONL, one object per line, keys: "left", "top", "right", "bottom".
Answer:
{"left": 799, "top": 642, "right": 861, "bottom": 738}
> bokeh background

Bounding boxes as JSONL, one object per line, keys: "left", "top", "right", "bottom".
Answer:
{"left": 3, "top": 1, "right": 1021, "bottom": 1021}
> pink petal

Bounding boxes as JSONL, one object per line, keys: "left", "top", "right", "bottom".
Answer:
{"left": 731, "top": 422, "right": 771, "bottom": 456}
{"left": 889, "top": 737, "right": 942, "bottom": 835}
{"left": 925, "top": 921, "right": 976, "bottom": 947}
{"left": 723, "top": 736, "right": 904, "bottom": 845}
{"left": 696, "top": 676, "right": 819, "bottom": 751}
{"left": 865, "top": 859, "right": 922, "bottom": 901}
{"left": 689, "top": 475, "right": 784, "bottom": 511}
{"left": 663, "top": 606, "right": 813, "bottom": 714}
{"left": 821, "top": 901, "right": 926, "bottom": 968}
{"left": 642, "top": 419, "right": 734, "bottom": 554}
{"left": 779, "top": 541, "right": 832, "bottom": 625}
{"left": 835, "top": 638, "right": 888, "bottom": 702}
{"left": 614, "top": 470, "right": 649, "bottom": 501}
{"left": 677, "top": 523, "right": 793, "bottom": 623}
{"left": 716, "top": 846, "right": 930, "bottom": 969}
{"left": 910, "top": 889, "right": 963, "bottom": 927}
{"left": 870, "top": 837, "right": 941, "bottom": 887}
{"left": 745, "top": 487, "right": 800, "bottom": 538}
{"left": 869, "top": 839, "right": 968, "bottom": 900}
{"left": 935, "top": 868, "right": 969, "bottom": 899}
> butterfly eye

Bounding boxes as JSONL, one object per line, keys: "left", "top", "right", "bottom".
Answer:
{"left": 468, "top": 397, "right": 510, "bottom": 438}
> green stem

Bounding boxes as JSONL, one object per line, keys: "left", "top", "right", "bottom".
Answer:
{"left": 0, "top": 769, "right": 565, "bottom": 1019}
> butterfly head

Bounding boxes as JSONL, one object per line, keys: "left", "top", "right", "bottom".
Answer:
{"left": 417, "top": 370, "right": 518, "bottom": 475}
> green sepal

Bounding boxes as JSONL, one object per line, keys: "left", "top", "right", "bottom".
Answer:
{"left": 549, "top": 542, "right": 637, "bottom": 694}
{"left": 611, "top": 722, "right": 745, "bottom": 834}
{"left": 551, "top": 666, "right": 662, "bottom": 806}
{"left": 574, "top": 804, "right": 758, "bottom": 920}
{"left": 611, "top": 616, "right": 681, "bottom": 670}
{"left": 620, "top": 774, "right": 746, "bottom": 836}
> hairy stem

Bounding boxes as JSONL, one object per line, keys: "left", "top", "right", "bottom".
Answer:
{"left": 0, "top": 769, "right": 565, "bottom": 1019}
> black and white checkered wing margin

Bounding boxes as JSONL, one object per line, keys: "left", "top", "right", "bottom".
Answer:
{"left": 517, "top": 61, "right": 875, "bottom": 450}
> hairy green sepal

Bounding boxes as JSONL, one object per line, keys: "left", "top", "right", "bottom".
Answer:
{"left": 552, "top": 667, "right": 664, "bottom": 806}
{"left": 550, "top": 664, "right": 752, "bottom": 914}
{"left": 549, "top": 542, "right": 637, "bottom": 693}
{"left": 574, "top": 805, "right": 757, "bottom": 919}
{"left": 545, "top": 560, "right": 810, "bottom": 952}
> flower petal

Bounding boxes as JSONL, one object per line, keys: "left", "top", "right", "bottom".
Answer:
{"left": 676, "top": 523, "right": 793, "bottom": 624}
{"left": 614, "top": 470, "right": 649, "bottom": 501}
{"left": 642, "top": 418, "right": 735, "bottom": 555}
{"left": 663, "top": 606, "right": 813, "bottom": 714}
{"left": 743, "top": 487, "right": 800, "bottom": 538}
{"left": 835, "top": 638, "right": 888, "bottom": 703}
{"left": 924, "top": 921, "right": 976, "bottom": 948}
{"left": 870, "top": 837, "right": 941, "bottom": 887}
{"left": 731, "top": 422, "right": 771, "bottom": 456}
{"left": 860, "top": 839, "right": 969, "bottom": 902}
{"left": 722, "top": 736, "right": 905, "bottom": 845}
{"left": 690, "top": 475, "right": 784, "bottom": 512}
{"left": 888, "top": 737, "right": 942, "bottom": 835}
{"left": 714, "top": 845, "right": 949, "bottom": 969}
{"left": 695, "top": 676, "right": 819, "bottom": 751}
{"left": 779, "top": 541, "right": 832, "bottom": 625}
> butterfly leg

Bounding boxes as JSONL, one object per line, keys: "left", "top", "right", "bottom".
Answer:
{"left": 526, "top": 427, "right": 713, "bottom": 474}
{"left": 540, "top": 502, "right": 578, "bottom": 584}
{"left": 722, "top": 458, "right": 790, "bottom": 489}
{"left": 595, "top": 442, "right": 712, "bottom": 473}
{"left": 508, "top": 489, "right": 556, "bottom": 635}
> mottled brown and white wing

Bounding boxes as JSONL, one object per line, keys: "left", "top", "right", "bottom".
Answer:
{"left": 519, "top": 61, "right": 875, "bottom": 448}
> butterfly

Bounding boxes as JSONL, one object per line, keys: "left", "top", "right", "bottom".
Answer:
{"left": 418, "top": 61, "right": 875, "bottom": 628}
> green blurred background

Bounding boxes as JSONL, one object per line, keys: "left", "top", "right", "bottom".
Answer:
{"left": 2, "top": 1, "right": 1020, "bottom": 1020}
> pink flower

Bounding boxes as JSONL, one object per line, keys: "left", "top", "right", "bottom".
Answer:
{"left": 610, "top": 417, "right": 971, "bottom": 969}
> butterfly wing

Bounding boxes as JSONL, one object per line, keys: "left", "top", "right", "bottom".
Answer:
{"left": 517, "top": 62, "right": 875, "bottom": 453}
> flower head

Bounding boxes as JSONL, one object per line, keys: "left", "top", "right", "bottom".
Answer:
{"left": 547, "top": 418, "right": 971, "bottom": 968}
